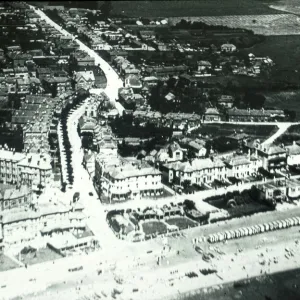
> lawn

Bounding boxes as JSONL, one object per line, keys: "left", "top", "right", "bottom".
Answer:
{"left": 0, "top": 254, "right": 19, "bottom": 272}
{"left": 17, "top": 247, "right": 63, "bottom": 266}
{"left": 142, "top": 221, "right": 168, "bottom": 235}
{"left": 165, "top": 217, "right": 198, "bottom": 230}
{"left": 107, "top": 0, "right": 281, "bottom": 17}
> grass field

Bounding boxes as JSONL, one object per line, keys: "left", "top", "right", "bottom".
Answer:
{"left": 165, "top": 217, "right": 197, "bottom": 230}
{"left": 243, "top": 35, "right": 300, "bottom": 70}
{"left": 107, "top": 0, "right": 282, "bottom": 17}
{"left": 142, "top": 221, "right": 167, "bottom": 235}
{"left": 17, "top": 247, "right": 63, "bottom": 266}
{"left": 0, "top": 254, "right": 19, "bottom": 272}
{"left": 178, "top": 13, "right": 299, "bottom": 35}
{"left": 264, "top": 90, "right": 300, "bottom": 120}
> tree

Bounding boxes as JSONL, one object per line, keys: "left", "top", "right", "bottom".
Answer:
{"left": 243, "top": 92, "right": 265, "bottom": 109}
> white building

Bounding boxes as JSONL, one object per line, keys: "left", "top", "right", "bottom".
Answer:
{"left": 286, "top": 141, "right": 300, "bottom": 166}
{"left": 225, "top": 155, "right": 261, "bottom": 179}
{"left": 0, "top": 149, "right": 52, "bottom": 190}
{"left": 221, "top": 43, "right": 237, "bottom": 53}
{"left": 165, "top": 157, "right": 226, "bottom": 186}
{"left": 1, "top": 201, "right": 86, "bottom": 249}
{"left": 96, "top": 157, "right": 163, "bottom": 201}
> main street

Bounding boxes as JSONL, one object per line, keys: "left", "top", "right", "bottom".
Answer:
{"left": 31, "top": 5, "right": 125, "bottom": 116}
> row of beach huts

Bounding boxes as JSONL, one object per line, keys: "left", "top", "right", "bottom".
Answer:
{"left": 207, "top": 217, "right": 300, "bottom": 244}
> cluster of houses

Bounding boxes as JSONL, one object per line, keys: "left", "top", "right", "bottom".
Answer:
{"left": 204, "top": 107, "right": 286, "bottom": 123}
{"left": 0, "top": 188, "right": 87, "bottom": 252}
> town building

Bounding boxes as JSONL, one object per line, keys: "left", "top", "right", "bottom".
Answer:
{"left": 227, "top": 108, "right": 285, "bottom": 122}
{"left": 165, "top": 157, "right": 226, "bottom": 186}
{"left": 255, "top": 179, "right": 300, "bottom": 202}
{"left": 95, "top": 157, "right": 163, "bottom": 201}
{"left": 256, "top": 143, "right": 287, "bottom": 173}
{"left": 218, "top": 95, "right": 234, "bottom": 108}
{"left": 286, "top": 141, "right": 300, "bottom": 166}
{"left": 224, "top": 154, "right": 261, "bottom": 179}
{"left": 74, "top": 71, "right": 95, "bottom": 91}
{"left": 1, "top": 199, "right": 86, "bottom": 249}
{"left": 0, "top": 149, "right": 52, "bottom": 190}
{"left": 204, "top": 108, "right": 221, "bottom": 122}
{"left": 155, "top": 142, "right": 184, "bottom": 164}
{"left": 221, "top": 43, "right": 237, "bottom": 53}
{"left": 0, "top": 185, "right": 33, "bottom": 211}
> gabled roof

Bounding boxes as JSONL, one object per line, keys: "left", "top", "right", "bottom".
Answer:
{"left": 75, "top": 71, "right": 95, "bottom": 82}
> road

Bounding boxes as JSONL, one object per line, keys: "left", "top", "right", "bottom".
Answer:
{"left": 31, "top": 5, "right": 125, "bottom": 116}
{"left": 10, "top": 222, "right": 300, "bottom": 300}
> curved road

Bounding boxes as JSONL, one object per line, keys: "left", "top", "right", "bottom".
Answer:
{"left": 31, "top": 5, "right": 125, "bottom": 115}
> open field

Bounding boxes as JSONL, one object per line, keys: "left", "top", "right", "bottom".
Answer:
{"left": 17, "top": 247, "right": 63, "bottom": 266}
{"left": 0, "top": 254, "right": 19, "bottom": 272}
{"left": 108, "top": 0, "right": 282, "bottom": 18}
{"left": 264, "top": 90, "right": 300, "bottom": 120}
{"left": 243, "top": 35, "right": 300, "bottom": 70}
{"left": 169, "top": 13, "right": 300, "bottom": 35}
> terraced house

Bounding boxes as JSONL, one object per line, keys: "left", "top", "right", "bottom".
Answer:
{"left": 0, "top": 149, "right": 52, "bottom": 190}
{"left": 227, "top": 108, "right": 285, "bottom": 122}
{"left": 165, "top": 157, "right": 226, "bottom": 186}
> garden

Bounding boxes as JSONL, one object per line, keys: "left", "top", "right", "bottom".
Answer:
{"left": 142, "top": 221, "right": 168, "bottom": 236}
{"left": 16, "top": 246, "right": 63, "bottom": 266}
{"left": 165, "top": 217, "right": 198, "bottom": 230}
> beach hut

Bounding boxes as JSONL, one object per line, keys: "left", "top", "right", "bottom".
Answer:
{"left": 230, "top": 230, "right": 236, "bottom": 239}
{"left": 258, "top": 224, "right": 264, "bottom": 233}
{"left": 225, "top": 231, "right": 231, "bottom": 240}
{"left": 277, "top": 220, "right": 283, "bottom": 229}
{"left": 281, "top": 220, "right": 287, "bottom": 228}
{"left": 295, "top": 217, "right": 300, "bottom": 225}
{"left": 254, "top": 225, "right": 261, "bottom": 234}
{"left": 288, "top": 218, "right": 295, "bottom": 226}
{"left": 292, "top": 217, "right": 299, "bottom": 226}
{"left": 244, "top": 227, "right": 250, "bottom": 236}
{"left": 248, "top": 227, "right": 253, "bottom": 236}
{"left": 218, "top": 232, "right": 224, "bottom": 242}
{"left": 271, "top": 221, "right": 277, "bottom": 230}
{"left": 251, "top": 226, "right": 257, "bottom": 235}
{"left": 263, "top": 223, "right": 269, "bottom": 232}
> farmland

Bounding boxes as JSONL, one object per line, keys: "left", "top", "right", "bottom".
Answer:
{"left": 107, "top": 0, "right": 282, "bottom": 18}
{"left": 169, "top": 14, "right": 300, "bottom": 35}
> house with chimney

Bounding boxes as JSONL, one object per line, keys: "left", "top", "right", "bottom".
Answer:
{"left": 255, "top": 143, "right": 287, "bottom": 173}
{"left": 74, "top": 71, "right": 95, "bottom": 91}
